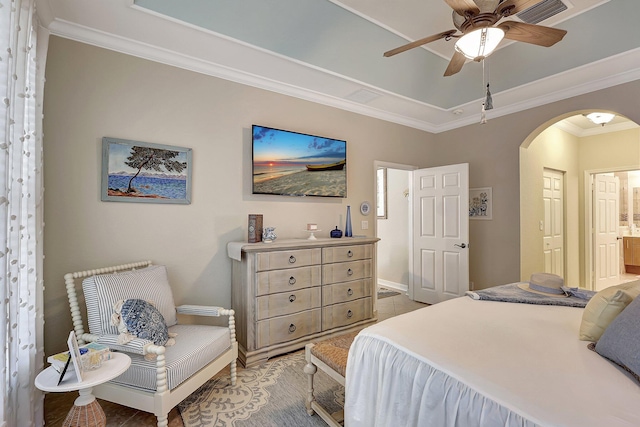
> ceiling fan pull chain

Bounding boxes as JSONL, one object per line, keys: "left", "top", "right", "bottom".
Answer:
{"left": 485, "top": 83, "right": 493, "bottom": 111}
{"left": 480, "top": 58, "right": 494, "bottom": 125}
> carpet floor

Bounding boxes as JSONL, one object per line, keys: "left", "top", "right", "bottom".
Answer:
{"left": 179, "top": 350, "right": 343, "bottom": 427}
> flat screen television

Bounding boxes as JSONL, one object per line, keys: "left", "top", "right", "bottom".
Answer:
{"left": 252, "top": 125, "right": 347, "bottom": 197}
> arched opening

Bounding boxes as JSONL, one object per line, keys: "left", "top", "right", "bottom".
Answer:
{"left": 520, "top": 110, "right": 640, "bottom": 290}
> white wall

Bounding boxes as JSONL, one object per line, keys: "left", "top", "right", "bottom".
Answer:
{"left": 377, "top": 168, "right": 411, "bottom": 289}
{"left": 42, "top": 37, "right": 435, "bottom": 354}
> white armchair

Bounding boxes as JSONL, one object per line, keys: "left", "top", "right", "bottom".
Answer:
{"left": 64, "top": 260, "right": 238, "bottom": 427}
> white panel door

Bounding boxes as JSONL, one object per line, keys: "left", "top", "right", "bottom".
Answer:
{"left": 594, "top": 174, "right": 620, "bottom": 288}
{"left": 542, "top": 169, "right": 564, "bottom": 277}
{"left": 411, "top": 163, "right": 469, "bottom": 304}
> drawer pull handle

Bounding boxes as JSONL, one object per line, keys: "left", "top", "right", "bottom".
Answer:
{"left": 347, "top": 288, "right": 353, "bottom": 296}
{"left": 289, "top": 294, "right": 296, "bottom": 302}
{"left": 347, "top": 250, "right": 353, "bottom": 257}
{"left": 289, "top": 324, "right": 297, "bottom": 333}
{"left": 347, "top": 268, "right": 353, "bottom": 276}
{"left": 347, "top": 310, "right": 353, "bottom": 318}
{"left": 289, "top": 276, "right": 296, "bottom": 285}
{"left": 289, "top": 255, "right": 296, "bottom": 264}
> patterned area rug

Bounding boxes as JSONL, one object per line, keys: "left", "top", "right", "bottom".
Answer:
{"left": 179, "top": 351, "right": 343, "bottom": 427}
{"left": 377, "top": 287, "right": 401, "bottom": 299}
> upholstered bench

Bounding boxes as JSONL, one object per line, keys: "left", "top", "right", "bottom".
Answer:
{"left": 304, "top": 331, "right": 358, "bottom": 427}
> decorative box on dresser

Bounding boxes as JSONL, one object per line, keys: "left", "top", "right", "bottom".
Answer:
{"left": 228, "top": 237, "right": 379, "bottom": 367}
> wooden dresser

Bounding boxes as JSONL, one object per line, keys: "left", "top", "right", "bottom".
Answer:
{"left": 229, "top": 237, "right": 378, "bottom": 367}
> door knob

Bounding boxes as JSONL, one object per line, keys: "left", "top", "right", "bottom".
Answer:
{"left": 454, "top": 243, "right": 467, "bottom": 249}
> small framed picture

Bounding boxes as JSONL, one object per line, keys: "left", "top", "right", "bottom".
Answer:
{"left": 67, "top": 331, "right": 84, "bottom": 382}
{"left": 469, "top": 187, "right": 492, "bottom": 220}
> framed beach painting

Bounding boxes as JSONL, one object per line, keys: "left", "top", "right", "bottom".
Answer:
{"left": 251, "top": 125, "right": 347, "bottom": 198}
{"left": 469, "top": 187, "right": 492, "bottom": 220}
{"left": 101, "top": 137, "right": 192, "bottom": 204}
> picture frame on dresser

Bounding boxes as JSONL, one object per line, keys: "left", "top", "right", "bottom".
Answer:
{"left": 101, "top": 137, "right": 192, "bottom": 204}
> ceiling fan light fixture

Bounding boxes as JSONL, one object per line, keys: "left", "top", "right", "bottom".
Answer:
{"left": 585, "top": 112, "right": 615, "bottom": 126}
{"left": 455, "top": 27, "right": 505, "bottom": 61}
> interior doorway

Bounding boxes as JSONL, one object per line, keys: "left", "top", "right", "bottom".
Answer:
{"left": 374, "top": 161, "right": 470, "bottom": 304}
{"left": 520, "top": 112, "right": 640, "bottom": 290}
{"left": 587, "top": 169, "right": 640, "bottom": 291}
{"left": 375, "top": 161, "right": 413, "bottom": 294}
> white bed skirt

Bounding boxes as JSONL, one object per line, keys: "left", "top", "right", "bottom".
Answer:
{"left": 344, "top": 297, "right": 640, "bottom": 427}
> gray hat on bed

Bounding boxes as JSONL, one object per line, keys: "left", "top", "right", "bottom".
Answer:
{"left": 517, "top": 273, "right": 567, "bottom": 297}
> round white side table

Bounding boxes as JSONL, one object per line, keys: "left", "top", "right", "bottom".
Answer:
{"left": 36, "top": 352, "right": 131, "bottom": 427}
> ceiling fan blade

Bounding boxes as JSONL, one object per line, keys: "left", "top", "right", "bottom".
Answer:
{"left": 444, "top": 51, "right": 466, "bottom": 76}
{"left": 496, "top": 0, "right": 544, "bottom": 16}
{"left": 444, "top": 0, "right": 480, "bottom": 16}
{"left": 498, "top": 21, "right": 567, "bottom": 47}
{"left": 384, "top": 30, "right": 457, "bottom": 57}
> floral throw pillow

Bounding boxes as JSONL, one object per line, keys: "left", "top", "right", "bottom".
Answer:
{"left": 111, "top": 299, "right": 176, "bottom": 347}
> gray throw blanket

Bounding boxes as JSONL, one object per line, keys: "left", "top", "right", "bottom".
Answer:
{"left": 466, "top": 283, "right": 594, "bottom": 308}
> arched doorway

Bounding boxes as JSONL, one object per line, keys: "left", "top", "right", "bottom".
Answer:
{"left": 520, "top": 111, "right": 640, "bottom": 289}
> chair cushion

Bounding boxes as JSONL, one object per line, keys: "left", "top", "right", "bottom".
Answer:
{"left": 310, "top": 331, "right": 358, "bottom": 378}
{"left": 110, "top": 324, "right": 231, "bottom": 391}
{"left": 83, "top": 265, "right": 177, "bottom": 336}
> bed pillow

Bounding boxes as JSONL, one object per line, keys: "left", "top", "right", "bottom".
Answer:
{"left": 592, "top": 295, "right": 640, "bottom": 382}
{"left": 579, "top": 281, "right": 640, "bottom": 342}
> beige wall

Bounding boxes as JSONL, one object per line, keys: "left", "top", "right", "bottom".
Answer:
{"left": 42, "top": 37, "right": 435, "bottom": 354}
{"left": 428, "top": 81, "right": 640, "bottom": 289}
{"left": 43, "top": 36, "right": 640, "bottom": 354}
{"left": 520, "top": 126, "right": 580, "bottom": 285}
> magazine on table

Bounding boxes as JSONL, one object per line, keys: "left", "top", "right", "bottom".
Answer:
{"left": 50, "top": 331, "right": 111, "bottom": 384}
{"left": 47, "top": 340, "right": 111, "bottom": 371}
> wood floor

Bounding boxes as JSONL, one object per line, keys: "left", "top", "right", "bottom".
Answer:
{"left": 44, "top": 290, "right": 426, "bottom": 427}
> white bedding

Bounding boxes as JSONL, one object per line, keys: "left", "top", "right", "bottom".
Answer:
{"left": 344, "top": 297, "right": 640, "bottom": 427}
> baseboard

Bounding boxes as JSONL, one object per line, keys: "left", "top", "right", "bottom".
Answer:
{"left": 377, "top": 279, "right": 408, "bottom": 294}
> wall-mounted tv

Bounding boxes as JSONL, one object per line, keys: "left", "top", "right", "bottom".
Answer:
{"left": 252, "top": 125, "right": 347, "bottom": 198}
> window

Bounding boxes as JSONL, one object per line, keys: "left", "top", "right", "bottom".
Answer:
{"left": 377, "top": 167, "right": 387, "bottom": 219}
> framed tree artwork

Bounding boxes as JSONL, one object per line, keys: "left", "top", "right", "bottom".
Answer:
{"left": 101, "top": 137, "right": 192, "bottom": 204}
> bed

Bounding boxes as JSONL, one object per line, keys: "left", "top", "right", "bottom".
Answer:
{"left": 344, "top": 296, "right": 640, "bottom": 427}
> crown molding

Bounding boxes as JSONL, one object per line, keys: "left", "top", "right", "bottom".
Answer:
{"left": 46, "top": 16, "right": 640, "bottom": 134}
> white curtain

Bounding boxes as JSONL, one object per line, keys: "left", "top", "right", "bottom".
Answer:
{"left": 0, "top": 0, "right": 48, "bottom": 426}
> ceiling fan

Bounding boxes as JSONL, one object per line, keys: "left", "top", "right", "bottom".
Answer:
{"left": 384, "top": 0, "right": 568, "bottom": 76}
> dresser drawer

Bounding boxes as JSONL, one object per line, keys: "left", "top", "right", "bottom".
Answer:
{"left": 322, "top": 279, "right": 373, "bottom": 306}
{"left": 322, "top": 259, "right": 372, "bottom": 284}
{"left": 322, "top": 297, "right": 372, "bottom": 330}
{"left": 256, "top": 248, "right": 321, "bottom": 271}
{"left": 256, "top": 309, "right": 322, "bottom": 348}
{"left": 322, "top": 244, "right": 373, "bottom": 263}
{"left": 256, "top": 265, "right": 321, "bottom": 296}
{"left": 256, "top": 287, "right": 321, "bottom": 320}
